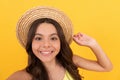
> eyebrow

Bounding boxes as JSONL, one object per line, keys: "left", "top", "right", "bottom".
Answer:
{"left": 35, "top": 33, "right": 58, "bottom": 36}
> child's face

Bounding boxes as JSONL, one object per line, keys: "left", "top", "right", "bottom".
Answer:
{"left": 32, "top": 23, "right": 60, "bottom": 63}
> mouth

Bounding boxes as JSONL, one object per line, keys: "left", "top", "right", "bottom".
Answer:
{"left": 40, "top": 51, "right": 54, "bottom": 56}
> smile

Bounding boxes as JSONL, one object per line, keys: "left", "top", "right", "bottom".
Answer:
{"left": 40, "top": 51, "right": 54, "bottom": 55}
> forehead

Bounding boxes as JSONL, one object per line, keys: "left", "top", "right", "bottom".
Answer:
{"left": 35, "top": 23, "right": 57, "bottom": 34}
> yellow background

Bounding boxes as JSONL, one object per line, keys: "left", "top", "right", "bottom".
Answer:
{"left": 0, "top": 0, "right": 120, "bottom": 80}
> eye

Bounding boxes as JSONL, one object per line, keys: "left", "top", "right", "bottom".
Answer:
{"left": 51, "top": 37, "right": 58, "bottom": 41}
{"left": 34, "top": 37, "right": 42, "bottom": 41}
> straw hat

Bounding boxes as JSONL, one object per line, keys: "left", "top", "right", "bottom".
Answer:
{"left": 16, "top": 6, "right": 73, "bottom": 47}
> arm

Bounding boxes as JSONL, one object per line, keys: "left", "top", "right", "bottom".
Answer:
{"left": 72, "top": 33, "right": 113, "bottom": 72}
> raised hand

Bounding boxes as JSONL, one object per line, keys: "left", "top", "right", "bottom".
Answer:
{"left": 72, "top": 33, "right": 113, "bottom": 72}
{"left": 73, "top": 33, "right": 96, "bottom": 47}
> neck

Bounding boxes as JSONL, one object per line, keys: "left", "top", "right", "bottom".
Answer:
{"left": 43, "top": 58, "right": 59, "bottom": 72}
{"left": 43, "top": 59, "right": 65, "bottom": 80}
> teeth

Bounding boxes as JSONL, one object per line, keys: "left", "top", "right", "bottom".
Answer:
{"left": 40, "top": 51, "right": 51, "bottom": 54}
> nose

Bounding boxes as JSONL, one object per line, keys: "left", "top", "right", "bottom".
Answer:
{"left": 43, "top": 39, "right": 51, "bottom": 48}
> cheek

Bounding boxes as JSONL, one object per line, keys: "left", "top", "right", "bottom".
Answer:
{"left": 32, "top": 41, "right": 39, "bottom": 52}
{"left": 53, "top": 42, "right": 61, "bottom": 52}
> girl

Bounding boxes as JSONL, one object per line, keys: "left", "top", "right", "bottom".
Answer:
{"left": 7, "top": 7, "right": 112, "bottom": 80}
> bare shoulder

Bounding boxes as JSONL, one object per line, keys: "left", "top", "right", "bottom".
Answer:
{"left": 7, "top": 69, "right": 32, "bottom": 80}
